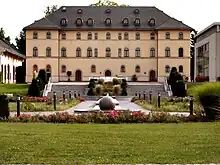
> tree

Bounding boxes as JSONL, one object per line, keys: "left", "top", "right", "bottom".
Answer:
{"left": 0, "top": 27, "right": 12, "bottom": 44}
{"left": 90, "top": 0, "right": 128, "bottom": 6}
{"left": 15, "top": 30, "right": 26, "bottom": 55}
{"left": 44, "top": 5, "right": 58, "bottom": 16}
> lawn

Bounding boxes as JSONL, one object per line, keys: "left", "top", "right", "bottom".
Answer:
{"left": 0, "top": 123, "right": 219, "bottom": 164}
{"left": 8, "top": 100, "right": 80, "bottom": 112}
{"left": 0, "top": 84, "right": 29, "bottom": 95}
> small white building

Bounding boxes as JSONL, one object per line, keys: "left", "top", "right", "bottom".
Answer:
{"left": 0, "top": 39, "right": 25, "bottom": 84}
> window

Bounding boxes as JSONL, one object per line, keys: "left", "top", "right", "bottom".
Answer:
{"left": 105, "top": 18, "right": 112, "bottom": 26}
{"left": 87, "top": 47, "right": 92, "bottom": 57}
{"left": 60, "top": 18, "right": 68, "bottom": 26}
{"left": 76, "top": 32, "right": 81, "bottom": 40}
{"left": 118, "top": 33, "right": 122, "bottom": 40}
{"left": 124, "top": 32, "right": 129, "bottom": 40}
{"left": 135, "top": 65, "right": 140, "bottom": 73}
{"left": 88, "top": 32, "right": 92, "bottom": 40}
{"left": 150, "top": 48, "right": 155, "bottom": 57}
{"left": 179, "top": 32, "right": 183, "bottom": 40}
{"left": 94, "top": 48, "right": 98, "bottom": 57}
{"left": 136, "top": 32, "right": 140, "bottom": 40}
{"left": 166, "top": 32, "right": 170, "bottom": 39}
{"left": 135, "top": 48, "right": 140, "bottom": 57}
{"left": 33, "top": 65, "right": 38, "bottom": 72}
{"left": 33, "top": 47, "right": 38, "bottom": 57}
{"left": 165, "top": 47, "right": 170, "bottom": 57}
{"left": 76, "top": 18, "right": 83, "bottom": 26}
{"left": 148, "top": 18, "right": 156, "bottom": 26}
{"left": 165, "top": 65, "right": 170, "bottom": 73}
{"left": 118, "top": 48, "right": 122, "bottom": 57}
{"left": 179, "top": 65, "right": 183, "bottom": 72}
{"left": 134, "top": 18, "right": 141, "bottom": 26}
{"left": 61, "top": 32, "right": 66, "bottom": 40}
{"left": 61, "top": 65, "right": 66, "bottom": 73}
{"left": 46, "top": 64, "right": 51, "bottom": 73}
{"left": 61, "top": 47, "right": 67, "bottom": 57}
{"left": 46, "top": 47, "right": 51, "bottom": 57}
{"left": 106, "top": 47, "right": 111, "bottom": 57}
{"left": 106, "top": 32, "right": 111, "bottom": 40}
{"left": 87, "top": 18, "right": 94, "bottom": 26}
{"left": 121, "top": 65, "right": 126, "bottom": 73}
{"left": 91, "top": 65, "right": 96, "bottom": 73}
{"left": 122, "top": 18, "right": 129, "bottom": 26}
{"left": 46, "top": 32, "right": 51, "bottom": 39}
{"left": 76, "top": 47, "right": 81, "bottom": 57}
{"left": 179, "top": 48, "right": 184, "bottom": 57}
{"left": 95, "top": 33, "right": 98, "bottom": 40}
{"left": 150, "top": 32, "right": 155, "bottom": 40}
{"left": 33, "top": 31, "right": 38, "bottom": 39}
{"left": 124, "top": 48, "right": 129, "bottom": 57}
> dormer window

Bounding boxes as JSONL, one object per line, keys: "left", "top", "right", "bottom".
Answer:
{"left": 61, "top": 7, "right": 66, "bottom": 12}
{"left": 122, "top": 18, "right": 129, "bottom": 26}
{"left": 87, "top": 18, "right": 94, "bottom": 26}
{"left": 60, "top": 18, "right": 68, "bottom": 26}
{"left": 76, "top": 18, "right": 83, "bottom": 26}
{"left": 134, "top": 18, "right": 141, "bottom": 26}
{"left": 46, "top": 32, "right": 51, "bottom": 39}
{"left": 77, "top": 9, "right": 83, "bottom": 14}
{"left": 149, "top": 18, "right": 155, "bottom": 26}
{"left": 134, "top": 9, "right": 140, "bottom": 14}
{"left": 105, "top": 9, "right": 111, "bottom": 14}
{"left": 105, "top": 18, "right": 112, "bottom": 26}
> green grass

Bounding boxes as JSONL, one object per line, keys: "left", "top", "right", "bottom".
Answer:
{"left": 0, "top": 123, "right": 219, "bottom": 164}
{"left": 0, "top": 84, "right": 29, "bottom": 95}
{"left": 8, "top": 100, "right": 80, "bottom": 112}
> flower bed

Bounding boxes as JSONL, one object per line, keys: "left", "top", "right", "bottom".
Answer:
{"left": 23, "top": 96, "right": 49, "bottom": 102}
{"left": 3, "top": 110, "right": 210, "bottom": 123}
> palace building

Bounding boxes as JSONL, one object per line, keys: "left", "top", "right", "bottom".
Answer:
{"left": 24, "top": 6, "right": 193, "bottom": 83}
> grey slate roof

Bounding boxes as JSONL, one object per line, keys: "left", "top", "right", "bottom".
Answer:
{"left": 24, "top": 6, "right": 193, "bottom": 31}
{"left": 0, "top": 39, "right": 25, "bottom": 59}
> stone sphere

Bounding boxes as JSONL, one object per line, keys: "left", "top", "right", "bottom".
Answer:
{"left": 99, "top": 96, "right": 115, "bottom": 110}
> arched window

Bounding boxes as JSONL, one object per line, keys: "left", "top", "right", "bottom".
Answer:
{"left": 76, "top": 32, "right": 81, "bottom": 40}
{"left": 61, "top": 65, "right": 66, "bottom": 73}
{"left": 135, "top": 65, "right": 140, "bottom": 73}
{"left": 121, "top": 65, "right": 126, "bottom": 73}
{"left": 150, "top": 48, "right": 155, "bottom": 57}
{"left": 46, "top": 47, "right": 51, "bottom": 57}
{"left": 95, "top": 33, "right": 98, "bottom": 40}
{"left": 150, "top": 32, "right": 155, "bottom": 40}
{"left": 33, "top": 64, "right": 38, "bottom": 72}
{"left": 179, "top": 32, "right": 183, "bottom": 40}
{"left": 179, "top": 65, "right": 183, "bottom": 72}
{"left": 124, "top": 32, "right": 129, "bottom": 40}
{"left": 87, "top": 47, "right": 92, "bottom": 57}
{"left": 165, "top": 47, "right": 170, "bottom": 57}
{"left": 46, "top": 32, "right": 51, "bottom": 39}
{"left": 179, "top": 48, "right": 184, "bottom": 57}
{"left": 91, "top": 65, "right": 96, "bottom": 73}
{"left": 106, "top": 32, "right": 111, "bottom": 40}
{"left": 33, "top": 31, "right": 38, "bottom": 39}
{"left": 94, "top": 48, "right": 98, "bottom": 57}
{"left": 61, "top": 47, "right": 67, "bottom": 57}
{"left": 46, "top": 64, "right": 51, "bottom": 73}
{"left": 106, "top": 47, "right": 111, "bottom": 57}
{"left": 33, "top": 47, "right": 38, "bottom": 57}
{"left": 165, "top": 32, "right": 170, "bottom": 39}
{"left": 124, "top": 47, "right": 129, "bottom": 57}
{"left": 135, "top": 48, "right": 140, "bottom": 57}
{"left": 61, "top": 32, "right": 66, "bottom": 40}
{"left": 136, "top": 32, "right": 140, "bottom": 40}
{"left": 76, "top": 47, "right": 81, "bottom": 57}
{"left": 88, "top": 32, "right": 92, "bottom": 40}
{"left": 165, "top": 65, "right": 170, "bottom": 73}
{"left": 118, "top": 33, "right": 122, "bottom": 40}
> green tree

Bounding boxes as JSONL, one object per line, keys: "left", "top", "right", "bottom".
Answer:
{"left": 0, "top": 27, "right": 11, "bottom": 44}
{"left": 44, "top": 5, "right": 58, "bottom": 16}
{"left": 15, "top": 30, "right": 26, "bottom": 55}
{"left": 90, "top": 0, "right": 128, "bottom": 6}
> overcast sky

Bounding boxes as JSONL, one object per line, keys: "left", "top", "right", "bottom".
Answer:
{"left": 0, "top": 0, "right": 218, "bottom": 43}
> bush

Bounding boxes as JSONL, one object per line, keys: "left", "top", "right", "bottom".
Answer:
{"left": 121, "top": 86, "right": 128, "bottom": 96}
{"left": 112, "top": 78, "right": 120, "bottom": 85}
{"left": 0, "top": 95, "right": 9, "bottom": 119}
{"left": 95, "top": 85, "right": 102, "bottom": 96}
{"left": 67, "top": 71, "right": 72, "bottom": 82}
{"left": 131, "top": 74, "right": 137, "bottom": 82}
{"left": 88, "top": 79, "right": 95, "bottom": 88}
{"left": 131, "top": 97, "right": 139, "bottom": 102}
{"left": 113, "top": 85, "right": 121, "bottom": 96}
{"left": 98, "top": 79, "right": 104, "bottom": 85}
{"left": 87, "top": 87, "right": 95, "bottom": 96}
{"left": 37, "top": 69, "right": 47, "bottom": 85}
{"left": 28, "top": 79, "right": 41, "bottom": 97}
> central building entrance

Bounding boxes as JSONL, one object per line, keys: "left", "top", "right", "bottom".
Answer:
{"left": 105, "top": 70, "right": 111, "bottom": 77}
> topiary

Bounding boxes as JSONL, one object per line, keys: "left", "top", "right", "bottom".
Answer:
{"left": 131, "top": 74, "right": 137, "bottom": 82}
{"left": 28, "top": 79, "right": 41, "bottom": 97}
{"left": 121, "top": 86, "right": 128, "bottom": 96}
{"left": 87, "top": 87, "right": 95, "bottom": 96}
{"left": 37, "top": 69, "right": 47, "bottom": 86}
{"left": 67, "top": 71, "right": 72, "bottom": 82}
{"left": 98, "top": 79, "right": 104, "bottom": 85}
{"left": 113, "top": 85, "right": 121, "bottom": 96}
{"left": 112, "top": 78, "right": 120, "bottom": 85}
{"left": 95, "top": 85, "right": 102, "bottom": 96}
{"left": 88, "top": 79, "right": 96, "bottom": 88}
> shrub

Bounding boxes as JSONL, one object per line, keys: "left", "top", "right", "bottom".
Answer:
{"left": 28, "top": 79, "right": 41, "bottom": 97}
{"left": 95, "top": 85, "right": 102, "bottom": 96}
{"left": 112, "top": 78, "right": 120, "bottom": 85}
{"left": 121, "top": 79, "right": 127, "bottom": 88}
{"left": 87, "top": 87, "right": 95, "bottom": 96}
{"left": 131, "top": 74, "right": 137, "bottom": 82}
{"left": 195, "top": 76, "right": 209, "bottom": 82}
{"left": 0, "top": 95, "right": 9, "bottom": 119}
{"left": 88, "top": 79, "right": 96, "bottom": 88}
{"left": 131, "top": 97, "right": 139, "bottom": 102}
{"left": 98, "top": 79, "right": 104, "bottom": 85}
{"left": 67, "top": 71, "right": 72, "bottom": 82}
{"left": 121, "top": 86, "right": 128, "bottom": 96}
{"left": 36, "top": 77, "right": 44, "bottom": 91}
{"left": 113, "top": 85, "right": 121, "bottom": 96}
{"left": 37, "top": 69, "right": 47, "bottom": 85}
